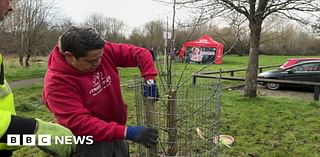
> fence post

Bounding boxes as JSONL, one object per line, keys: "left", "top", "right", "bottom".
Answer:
{"left": 144, "top": 98, "right": 158, "bottom": 157}
{"left": 314, "top": 85, "right": 320, "bottom": 101}
{"left": 192, "top": 75, "right": 197, "bottom": 85}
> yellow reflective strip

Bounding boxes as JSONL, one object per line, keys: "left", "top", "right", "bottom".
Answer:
{"left": 0, "top": 81, "right": 12, "bottom": 98}
{"left": 0, "top": 110, "right": 11, "bottom": 140}
{"left": 0, "top": 93, "right": 16, "bottom": 115}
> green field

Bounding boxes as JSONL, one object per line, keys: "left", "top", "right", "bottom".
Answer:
{"left": 4, "top": 56, "right": 47, "bottom": 81}
{"left": 7, "top": 54, "right": 320, "bottom": 156}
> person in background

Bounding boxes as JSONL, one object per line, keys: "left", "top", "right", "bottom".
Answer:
{"left": 149, "top": 47, "right": 156, "bottom": 61}
{"left": 0, "top": 0, "right": 76, "bottom": 157}
{"left": 170, "top": 48, "right": 177, "bottom": 61}
{"left": 42, "top": 26, "right": 159, "bottom": 157}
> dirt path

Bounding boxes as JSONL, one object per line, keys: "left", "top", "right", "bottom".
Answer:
{"left": 227, "top": 84, "right": 315, "bottom": 101}
{"left": 257, "top": 85, "right": 314, "bottom": 101}
{"left": 9, "top": 78, "right": 43, "bottom": 89}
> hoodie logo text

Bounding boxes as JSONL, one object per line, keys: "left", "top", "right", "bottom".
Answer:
{"left": 89, "top": 72, "right": 111, "bottom": 96}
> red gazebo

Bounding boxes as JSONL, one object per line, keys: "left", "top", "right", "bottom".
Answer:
{"left": 178, "top": 34, "right": 224, "bottom": 64}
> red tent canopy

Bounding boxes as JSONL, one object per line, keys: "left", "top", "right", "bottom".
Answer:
{"left": 178, "top": 34, "right": 224, "bottom": 64}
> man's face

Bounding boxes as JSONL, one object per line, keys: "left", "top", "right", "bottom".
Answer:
{"left": 0, "top": 0, "right": 13, "bottom": 21}
{"left": 67, "top": 49, "right": 104, "bottom": 73}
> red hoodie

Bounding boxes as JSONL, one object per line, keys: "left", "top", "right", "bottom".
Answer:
{"left": 43, "top": 42, "right": 157, "bottom": 142}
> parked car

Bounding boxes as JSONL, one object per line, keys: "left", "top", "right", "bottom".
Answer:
{"left": 258, "top": 60, "right": 320, "bottom": 90}
{"left": 279, "top": 58, "right": 320, "bottom": 69}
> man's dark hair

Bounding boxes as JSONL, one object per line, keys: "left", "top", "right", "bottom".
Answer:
{"left": 60, "top": 26, "right": 105, "bottom": 58}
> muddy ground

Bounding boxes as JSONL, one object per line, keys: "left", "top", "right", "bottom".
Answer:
{"left": 254, "top": 85, "right": 314, "bottom": 101}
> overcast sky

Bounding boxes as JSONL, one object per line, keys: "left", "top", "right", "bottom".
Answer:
{"left": 54, "top": 0, "right": 175, "bottom": 29}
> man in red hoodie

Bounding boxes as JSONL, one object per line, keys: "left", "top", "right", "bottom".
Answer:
{"left": 43, "top": 26, "right": 159, "bottom": 157}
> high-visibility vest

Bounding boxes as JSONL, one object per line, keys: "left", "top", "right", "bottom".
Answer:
{"left": 0, "top": 53, "right": 16, "bottom": 150}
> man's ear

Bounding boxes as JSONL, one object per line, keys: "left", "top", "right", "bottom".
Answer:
{"left": 64, "top": 51, "right": 73, "bottom": 57}
{"left": 65, "top": 51, "right": 77, "bottom": 59}
{"left": 64, "top": 51, "right": 78, "bottom": 62}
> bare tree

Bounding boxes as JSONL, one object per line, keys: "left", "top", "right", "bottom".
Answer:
{"left": 129, "top": 28, "right": 148, "bottom": 47}
{"left": 83, "top": 14, "right": 109, "bottom": 36}
{"left": 83, "top": 13, "right": 128, "bottom": 43}
{"left": 225, "top": 12, "right": 249, "bottom": 56}
{"left": 40, "top": 18, "right": 75, "bottom": 55}
{"left": 3, "top": 0, "right": 55, "bottom": 67}
{"left": 106, "top": 17, "right": 128, "bottom": 42}
{"left": 312, "top": 18, "right": 320, "bottom": 36}
{"left": 143, "top": 20, "right": 165, "bottom": 50}
{"left": 161, "top": 0, "right": 320, "bottom": 97}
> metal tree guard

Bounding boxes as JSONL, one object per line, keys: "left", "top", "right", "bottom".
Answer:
{"left": 135, "top": 79, "right": 221, "bottom": 157}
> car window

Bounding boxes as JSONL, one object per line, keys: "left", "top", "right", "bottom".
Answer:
{"left": 291, "top": 63, "right": 320, "bottom": 72}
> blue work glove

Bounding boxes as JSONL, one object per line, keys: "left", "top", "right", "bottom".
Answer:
{"left": 125, "top": 126, "right": 158, "bottom": 148}
{"left": 143, "top": 79, "right": 159, "bottom": 100}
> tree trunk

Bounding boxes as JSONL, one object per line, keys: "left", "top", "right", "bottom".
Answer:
{"left": 167, "top": 90, "right": 177, "bottom": 156}
{"left": 25, "top": 53, "right": 31, "bottom": 67}
{"left": 244, "top": 20, "right": 262, "bottom": 97}
{"left": 19, "top": 31, "right": 25, "bottom": 67}
{"left": 19, "top": 55, "right": 24, "bottom": 67}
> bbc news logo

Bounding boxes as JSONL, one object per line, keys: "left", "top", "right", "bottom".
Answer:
{"left": 7, "top": 134, "right": 94, "bottom": 146}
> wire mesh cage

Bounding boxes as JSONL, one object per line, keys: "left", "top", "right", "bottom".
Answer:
{"left": 134, "top": 79, "right": 222, "bottom": 157}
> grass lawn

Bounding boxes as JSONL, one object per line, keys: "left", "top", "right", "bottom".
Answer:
{"left": 11, "top": 84, "right": 320, "bottom": 156}
{"left": 3, "top": 56, "right": 47, "bottom": 81}
{"left": 8, "top": 54, "right": 320, "bottom": 156}
{"left": 219, "top": 91, "right": 320, "bottom": 157}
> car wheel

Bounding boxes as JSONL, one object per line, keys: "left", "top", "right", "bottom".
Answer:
{"left": 266, "top": 82, "right": 280, "bottom": 90}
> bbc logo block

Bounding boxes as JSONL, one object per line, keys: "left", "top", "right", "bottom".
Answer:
{"left": 7, "top": 134, "right": 94, "bottom": 146}
{"left": 7, "top": 134, "right": 20, "bottom": 146}
{"left": 7, "top": 134, "right": 51, "bottom": 146}
{"left": 38, "top": 134, "right": 51, "bottom": 146}
{"left": 23, "top": 135, "right": 36, "bottom": 146}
